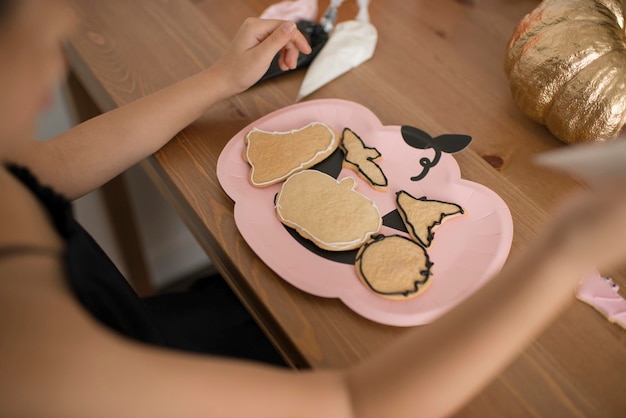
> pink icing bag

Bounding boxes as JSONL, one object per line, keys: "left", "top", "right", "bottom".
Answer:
{"left": 576, "top": 270, "right": 626, "bottom": 330}
{"left": 260, "top": 0, "right": 318, "bottom": 22}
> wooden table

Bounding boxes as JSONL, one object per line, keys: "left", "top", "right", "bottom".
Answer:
{"left": 65, "top": 0, "right": 626, "bottom": 415}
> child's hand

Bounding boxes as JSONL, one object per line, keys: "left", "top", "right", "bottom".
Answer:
{"left": 212, "top": 18, "right": 312, "bottom": 96}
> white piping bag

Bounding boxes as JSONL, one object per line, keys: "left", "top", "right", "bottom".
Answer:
{"left": 535, "top": 139, "right": 626, "bottom": 182}
{"left": 297, "top": 0, "right": 378, "bottom": 101}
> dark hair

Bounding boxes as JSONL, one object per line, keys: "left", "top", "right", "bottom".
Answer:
{"left": 0, "top": 0, "right": 14, "bottom": 21}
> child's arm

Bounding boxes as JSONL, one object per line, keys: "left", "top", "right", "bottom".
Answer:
{"left": 347, "top": 185, "right": 626, "bottom": 418}
{"left": 3, "top": 167, "right": 625, "bottom": 417}
{"left": 8, "top": 18, "right": 311, "bottom": 200}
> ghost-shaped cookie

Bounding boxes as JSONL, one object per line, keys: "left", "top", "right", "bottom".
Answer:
{"left": 244, "top": 122, "right": 338, "bottom": 187}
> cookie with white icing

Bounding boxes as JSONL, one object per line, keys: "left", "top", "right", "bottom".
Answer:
{"left": 244, "top": 122, "right": 338, "bottom": 187}
{"left": 275, "top": 170, "right": 381, "bottom": 251}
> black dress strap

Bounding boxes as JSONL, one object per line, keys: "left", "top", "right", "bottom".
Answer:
{"left": 4, "top": 163, "right": 167, "bottom": 346}
{"left": 2, "top": 164, "right": 286, "bottom": 364}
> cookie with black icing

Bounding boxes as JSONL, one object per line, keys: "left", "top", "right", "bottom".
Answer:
{"left": 396, "top": 190, "right": 465, "bottom": 248}
{"left": 340, "top": 127, "right": 388, "bottom": 190}
{"left": 355, "top": 234, "right": 433, "bottom": 299}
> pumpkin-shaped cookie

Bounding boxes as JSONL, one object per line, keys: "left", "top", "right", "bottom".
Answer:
{"left": 504, "top": 0, "right": 626, "bottom": 144}
{"left": 275, "top": 170, "right": 381, "bottom": 251}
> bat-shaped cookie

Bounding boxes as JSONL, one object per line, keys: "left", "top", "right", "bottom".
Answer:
{"left": 340, "top": 127, "right": 388, "bottom": 189}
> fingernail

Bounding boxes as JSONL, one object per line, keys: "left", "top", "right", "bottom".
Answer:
{"left": 282, "top": 22, "right": 296, "bottom": 34}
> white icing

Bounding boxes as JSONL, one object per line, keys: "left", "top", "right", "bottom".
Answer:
{"left": 275, "top": 171, "right": 381, "bottom": 251}
{"left": 245, "top": 122, "right": 337, "bottom": 187}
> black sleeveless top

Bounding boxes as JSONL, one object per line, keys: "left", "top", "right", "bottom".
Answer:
{"left": 6, "top": 165, "right": 166, "bottom": 345}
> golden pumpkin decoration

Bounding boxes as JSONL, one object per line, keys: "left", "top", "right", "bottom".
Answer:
{"left": 504, "top": 0, "right": 626, "bottom": 144}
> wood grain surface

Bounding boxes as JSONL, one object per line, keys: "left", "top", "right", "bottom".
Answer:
{"left": 65, "top": 0, "right": 626, "bottom": 416}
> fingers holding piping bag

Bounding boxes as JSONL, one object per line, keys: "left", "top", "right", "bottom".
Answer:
{"left": 213, "top": 18, "right": 311, "bottom": 93}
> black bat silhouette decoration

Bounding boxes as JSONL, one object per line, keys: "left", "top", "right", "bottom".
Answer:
{"left": 401, "top": 125, "right": 472, "bottom": 181}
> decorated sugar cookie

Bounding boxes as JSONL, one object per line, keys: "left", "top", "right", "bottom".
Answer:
{"left": 355, "top": 234, "right": 433, "bottom": 299}
{"left": 340, "top": 127, "right": 388, "bottom": 190}
{"left": 275, "top": 170, "right": 381, "bottom": 251}
{"left": 396, "top": 190, "right": 465, "bottom": 248}
{"left": 244, "top": 122, "right": 338, "bottom": 187}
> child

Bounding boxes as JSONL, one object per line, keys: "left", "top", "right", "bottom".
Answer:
{"left": 1, "top": 0, "right": 626, "bottom": 416}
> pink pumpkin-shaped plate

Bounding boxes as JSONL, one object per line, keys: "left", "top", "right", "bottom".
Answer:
{"left": 217, "top": 99, "right": 513, "bottom": 327}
